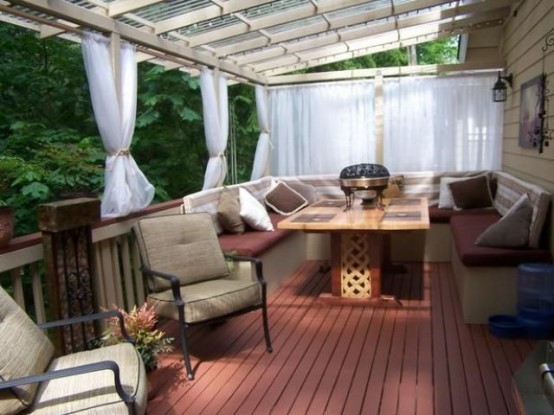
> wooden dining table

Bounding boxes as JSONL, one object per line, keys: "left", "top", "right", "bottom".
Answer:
{"left": 278, "top": 197, "right": 430, "bottom": 305}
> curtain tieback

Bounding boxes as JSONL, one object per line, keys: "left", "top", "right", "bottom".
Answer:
{"left": 109, "top": 148, "right": 130, "bottom": 157}
{"left": 106, "top": 148, "right": 130, "bottom": 171}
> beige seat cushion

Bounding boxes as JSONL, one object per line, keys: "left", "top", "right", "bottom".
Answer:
{"left": 134, "top": 213, "right": 230, "bottom": 291}
{"left": 148, "top": 278, "right": 262, "bottom": 324}
{"left": 0, "top": 286, "right": 54, "bottom": 415}
{"left": 29, "top": 343, "right": 147, "bottom": 415}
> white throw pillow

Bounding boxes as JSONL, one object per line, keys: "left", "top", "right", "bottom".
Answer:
{"left": 239, "top": 187, "right": 274, "bottom": 231}
{"left": 438, "top": 176, "right": 473, "bottom": 209}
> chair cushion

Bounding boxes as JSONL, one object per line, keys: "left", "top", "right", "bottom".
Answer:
{"left": 148, "top": 279, "right": 262, "bottom": 324}
{"left": 219, "top": 213, "right": 291, "bottom": 256}
{"left": 0, "top": 286, "right": 54, "bottom": 415}
{"left": 450, "top": 213, "right": 552, "bottom": 266}
{"left": 30, "top": 343, "right": 147, "bottom": 415}
{"left": 134, "top": 213, "right": 230, "bottom": 291}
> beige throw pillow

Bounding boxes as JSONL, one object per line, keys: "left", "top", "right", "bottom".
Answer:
{"left": 217, "top": 188, "right": 245, "bottom": 234}
{"left": 475, "top": 193, "right": 533, "bottom": 248}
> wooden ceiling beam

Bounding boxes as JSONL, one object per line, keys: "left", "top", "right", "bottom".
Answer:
{"left": 259, "top": 17, "right": 505, "bottom": 76}
{"left": 8, "top": 0, "right": 266, "bottom": 84}
{"left": 109, "top": 0, "right": 166, "bottom": 17}
{"left": 266, "top": 61, "right": 506, "bottom": 85}
{"left": 231, "top": 1, "right": 513, "bottom": 66}
{"left": 212, "top": 0, "right": 469, "bottom": 58}
{"left": 184, "top": 0, "right": 372, "bottom": 47}
{"left": 154, "top": 0, "right": 273, "bottom": 35}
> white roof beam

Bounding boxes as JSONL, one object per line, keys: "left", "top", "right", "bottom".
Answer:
{"left": 259, "top": 17, "right": 505, "bottom": 76}
{"left": 109, "top": 0, "right": 165, "bottom": 17}
{"left": 185, "top": 0, "right": 373, "bottom": 46}
{"left": 9, "top": 0, "right": 266, "bottom": 84}
{"left": 266, "top": 61, "right": 507, "bottom": 85}
{"left": 233, "top": 1, "right": 512, "bottom": 66}
{"left": 214, "top": 0, "right": 464, "bottom": 57}
{"left": 154, "top": 0, "right": 274, "bottom": 34}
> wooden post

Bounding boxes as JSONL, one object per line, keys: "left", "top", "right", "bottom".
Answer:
{"left": 38, "top": 197, "right": 101, "bottom": 354}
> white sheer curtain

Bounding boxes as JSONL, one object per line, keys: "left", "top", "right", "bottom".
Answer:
{"left": 200, "top": 68, "right": 229, "bottom": 189}
{"left": 81, "top": 32, "right": 154, "bottom": 218}
{"left": 269, "top": 81, "right": 375, "bottom": 176}
{"left": 250, "top": 85, "right": 271, "bottom": 180}
{"left": 383, "top": 74, "right": 502, "bottom": 172}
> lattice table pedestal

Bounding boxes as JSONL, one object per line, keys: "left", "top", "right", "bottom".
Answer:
{"left": 322, "top": 232, "right": 396, "bottom": 306}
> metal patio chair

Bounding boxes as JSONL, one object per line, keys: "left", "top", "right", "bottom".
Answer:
{"left": 133, "top": 212, "right": 272, "bottom": 380}
{"left": 0, "top": 285, "right": 147, "bottom": 415}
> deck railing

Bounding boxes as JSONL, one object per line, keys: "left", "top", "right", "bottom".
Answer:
{"left": 0, "top": 199, "right": 183, "bottom": 322}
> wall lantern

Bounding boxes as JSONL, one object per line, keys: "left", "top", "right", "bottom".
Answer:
{"left": 492, "top": 72, "right": 513, "bottom": 102}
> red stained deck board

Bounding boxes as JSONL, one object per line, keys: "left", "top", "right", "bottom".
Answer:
{"left": 146, "top": 260, "right": 534, "bottom": 415}
{"left": 305, "top": 306, "right": 364, "bottom": 415}
{"left": 431, "top": 262, "right": 453, "bottom": 415}
{"left": 189, "top": 263, "right": 328, "bottom": 414}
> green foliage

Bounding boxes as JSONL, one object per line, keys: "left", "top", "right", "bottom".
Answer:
{"left": 133, "top": 64, "right": 206, "bottom": 197}
{"left": 416, "top": 37, "right": 459, "bottom": 65}
{"left": 0, "top": 22, "right": 460, "bottom": 238}
{"left": 227, "top": 84, "right": 259, "bottom": 184}
{"left": 0, "top": 126, "right": 104, "bottom": 235}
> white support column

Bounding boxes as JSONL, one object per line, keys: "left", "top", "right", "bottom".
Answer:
{"left": 374, "top": 71, "right": 384, "bottom": 165}
{"left": 110, "top": 32, "right": 122, "bottom": 112}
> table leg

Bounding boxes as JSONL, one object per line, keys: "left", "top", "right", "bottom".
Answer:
{"left": 322, "top": 232, "right": 400, "bottom": 307}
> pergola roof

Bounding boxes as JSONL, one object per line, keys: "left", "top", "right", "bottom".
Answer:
{"left": 0, "top": 0, "right": 518, "bottom": 84}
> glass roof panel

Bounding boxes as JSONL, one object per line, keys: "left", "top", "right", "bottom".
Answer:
{"left": 243, "top": 0, "right": 308, "bottom": 19}
{"left": 207, "top": 31, "right": 266, "bottom": 49}
{"left": 266, "top": 15, "right": 324, "bottom": 35}
{"left": 134, "top": 0, "right": 210, "bottom": 23}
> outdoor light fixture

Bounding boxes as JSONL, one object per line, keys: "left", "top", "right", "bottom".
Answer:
{"left": 492, "top": 72, "right": 513, "bottom": 102}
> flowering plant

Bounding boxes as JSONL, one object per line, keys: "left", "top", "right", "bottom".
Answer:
{"left": 100, "top": 303, "right": 173, "bottom": 372}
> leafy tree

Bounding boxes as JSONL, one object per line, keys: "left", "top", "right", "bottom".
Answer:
{"left": 0, "top": 22, "right": 460, "bottom": 237}
{"left": 133, "top": 65, "right": 206, "bottom": 198}
{"left": 416, "top": 37, "right": 459, "bottom": 65}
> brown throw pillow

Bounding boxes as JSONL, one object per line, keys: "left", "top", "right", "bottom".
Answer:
{"left": 265, "top": 182, "right": 308, "bottom": 216}
{"left": 475, "top": 194, "right": 533, "bottom": 247}
{"left": 448, "top": 175, "right": 493, "bottom": 209}
{"left": 286, "top": 182, "right": 319, "bottom": 204}
{"left": 217, "top": 188, "right": 245, "bottom": 234}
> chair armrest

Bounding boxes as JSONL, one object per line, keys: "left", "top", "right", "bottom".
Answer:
{"left": 224, "top": 254, "right": 266, "bottom": 285}
{"left": 0, "top": 361, "right": 136, "bottom": 407}
{"left": 38, "top": 310, "right": 134, "bottom": 344}
{"left": 141, "top": 266, "right": 184, "bottom": 306}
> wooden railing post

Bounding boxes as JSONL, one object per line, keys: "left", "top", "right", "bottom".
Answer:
{"left": 38, "top": 197, "right": 101, "bottom": 354}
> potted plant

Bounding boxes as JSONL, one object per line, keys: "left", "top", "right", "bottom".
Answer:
{"left": 98, "top": 303, "right": 173, "bottom": 372}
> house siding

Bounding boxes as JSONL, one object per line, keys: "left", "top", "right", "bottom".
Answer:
{"left": 501, "top": 0, "right": 554, "bottom": 255}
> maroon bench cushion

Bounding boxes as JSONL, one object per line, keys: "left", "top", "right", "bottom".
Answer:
{"left": 429, "top": 206, "right": 498, "bottom": 224}
{"left": 450, "top": 213, "right": 552, "bottom": 267}
{"left": 218, "top": 213, "right": 293, "bottom": 257}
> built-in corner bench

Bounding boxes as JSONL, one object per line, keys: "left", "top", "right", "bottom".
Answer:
{"left": 392, "top": 171, "right": 552, "bottom": 323}
{"left": 182, "top": 171, "right": 552, "bottom": 324}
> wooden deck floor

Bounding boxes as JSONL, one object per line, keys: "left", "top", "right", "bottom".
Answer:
{"left": 146, "top": 261, "right": 534, "bottom": 415}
